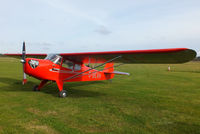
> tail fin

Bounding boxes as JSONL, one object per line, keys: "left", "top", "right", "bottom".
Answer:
{"left": 103, "top": 63, "right": 114, "bottom": 73}
{"left": 103, "top": 63, "right": 114, "bottom": 80}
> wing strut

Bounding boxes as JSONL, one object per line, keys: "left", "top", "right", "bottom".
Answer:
{"left": 63, "top": 55, "right": 122, "bottom": 81}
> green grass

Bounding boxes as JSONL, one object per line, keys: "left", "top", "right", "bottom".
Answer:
{"left": 0, "top": 57, "right": 200, "bottom": 134}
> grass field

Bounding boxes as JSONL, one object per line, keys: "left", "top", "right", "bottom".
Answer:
{"left": 0, "top": 57, "right": 200, "bottom": 134}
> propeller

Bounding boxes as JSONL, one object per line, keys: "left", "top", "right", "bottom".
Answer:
{"left": 21, "top": 41, "right": 27, "bottom": 85}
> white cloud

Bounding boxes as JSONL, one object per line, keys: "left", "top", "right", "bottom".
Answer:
{"left": 94, "top": 25, "right": 111, "bottom": 35}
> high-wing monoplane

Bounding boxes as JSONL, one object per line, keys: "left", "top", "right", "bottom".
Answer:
{"left": 4, "top": 42, "right": 196, "bottom": 97}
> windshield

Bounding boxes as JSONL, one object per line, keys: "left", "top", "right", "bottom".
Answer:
{"left": 45, "top": 54, "right": 62, "bottom": 65}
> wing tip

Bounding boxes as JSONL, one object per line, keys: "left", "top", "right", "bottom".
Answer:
{"left": 184, "top": 48, "right": 197, "bottom": 61}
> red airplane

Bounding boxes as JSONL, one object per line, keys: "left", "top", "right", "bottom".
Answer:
{"left": 4, "top": 42, "right": 196, "bottom": 97}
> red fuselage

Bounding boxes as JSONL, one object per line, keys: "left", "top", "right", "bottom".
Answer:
{"left": 24, "top": 58, "right": 114, "bottom": 83}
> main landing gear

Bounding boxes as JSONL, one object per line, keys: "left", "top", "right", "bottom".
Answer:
{"left": 32, "top": 80, "right": 67, "bottom": 98}
{"left": 59, "top": 90, "right": 67, "bottom": 98}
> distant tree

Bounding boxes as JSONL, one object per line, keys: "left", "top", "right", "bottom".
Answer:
{"left": 0, "top": 54, "right": 6, "bottom": 57}
{"left": 193, "top": 56, "right": 200, "bottom": 61}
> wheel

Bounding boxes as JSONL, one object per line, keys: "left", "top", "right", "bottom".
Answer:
{"left": 59, "top": 90, "right": 67, "bottom": 98}
{"left": 33, "top": 85, "right": 40, "bottom": 91}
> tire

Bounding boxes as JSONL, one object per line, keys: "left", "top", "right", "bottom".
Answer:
{"left": 59, "top": 90, "right": 67, "bottom": 98}
{"left": 33, "top": 85, "right": 40, "bottom": 91}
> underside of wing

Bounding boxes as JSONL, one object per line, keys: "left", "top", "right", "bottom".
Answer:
{"left": 60, "top": 48, "right": 196, "bottom": 64}
{"left": 3, "top": 54, "right": 47, "bottom": 59}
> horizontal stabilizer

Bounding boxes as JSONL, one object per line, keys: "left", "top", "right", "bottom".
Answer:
{"left": 104, "top": 71, "right": 130, "bottom": 75}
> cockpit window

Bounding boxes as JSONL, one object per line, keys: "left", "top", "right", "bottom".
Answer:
{"left": 45, "top": 54, "right": 62, "bottom": 65}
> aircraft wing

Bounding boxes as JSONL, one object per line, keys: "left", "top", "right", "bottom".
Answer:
{"left": 60, "top": 48, "right": 196, "bottom": 64}
{"left": 3, "top": 48, "right": 196, "bottom": 64}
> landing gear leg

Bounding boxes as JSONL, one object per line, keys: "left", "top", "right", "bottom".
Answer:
{"left": 56, "top": 80, "right": 67, "bottom": 98}
{"left": 33, "top": 80, "right": 48, "bottom": 91}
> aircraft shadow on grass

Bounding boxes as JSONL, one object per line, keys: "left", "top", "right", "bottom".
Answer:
{"left": 0, "top": 77, "right": 106, "bottom": 98}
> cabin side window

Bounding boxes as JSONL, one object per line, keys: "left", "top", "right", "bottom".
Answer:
{"left": 74, "top": 64, "right": 81, "bottom": 71}
{"left": 62, "top": 59, "right": 74, "bottom": 70}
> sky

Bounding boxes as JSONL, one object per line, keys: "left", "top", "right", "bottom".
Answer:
{"left": 0, "top": 0, "right": 200, "bottom": 54}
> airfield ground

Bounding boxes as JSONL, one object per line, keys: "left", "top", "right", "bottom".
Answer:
{"left": 0, "top": 57, "right": 199, "bottom": 134}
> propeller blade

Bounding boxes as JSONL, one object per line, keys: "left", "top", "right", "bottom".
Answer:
{"left": 23, "top": 69, "right": 27, "bottom": 85}
{"left": 21, "top": 41, "right": 26, "bottom": 62}
{"left": 21, "top": 41, "right": 27, "bottom": 85}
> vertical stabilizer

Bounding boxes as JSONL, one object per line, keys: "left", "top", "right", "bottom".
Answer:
{"left": 103, "top": 63, "right": 114, "bottom": 72}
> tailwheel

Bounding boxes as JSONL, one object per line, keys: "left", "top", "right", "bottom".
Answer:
{"left": 33, "top": 85, "right": 40, "bottom": 91}
{"left": 59, "top": 90, "right": 67, "bottom": 98}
